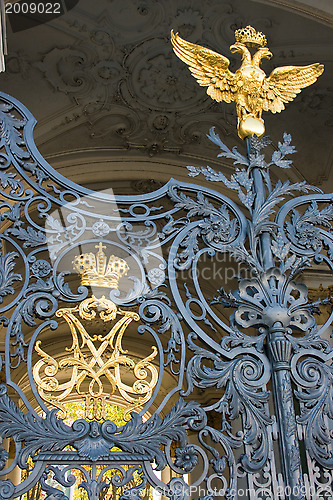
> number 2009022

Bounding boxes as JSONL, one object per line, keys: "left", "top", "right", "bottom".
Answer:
{"left": 5, "top": 2, "right": 61, "bottom": 14}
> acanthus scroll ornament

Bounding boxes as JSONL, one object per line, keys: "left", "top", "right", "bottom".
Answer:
{"left": 171, "top": 26, "right": 324, "bottom": 139}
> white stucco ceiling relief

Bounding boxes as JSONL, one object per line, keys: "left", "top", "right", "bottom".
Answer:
{"left": 0, "top": 0, "right": 332, "bottom": 193}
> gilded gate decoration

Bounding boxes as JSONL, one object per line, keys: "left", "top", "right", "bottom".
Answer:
{"left": 171, "top": 26, "right": 324, "bottom": 139}
{"left": 0, "top": 26, "right": 332, "bottom": 500}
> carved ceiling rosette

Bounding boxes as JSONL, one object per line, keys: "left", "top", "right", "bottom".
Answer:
{"left": 122, "top": 38, "right": 209, "bottom": 113}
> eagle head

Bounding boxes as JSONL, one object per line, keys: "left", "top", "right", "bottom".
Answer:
{"left": 257, "top": 47, "right": 273, "bottom": 60}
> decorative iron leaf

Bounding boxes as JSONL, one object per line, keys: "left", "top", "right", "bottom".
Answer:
{"left": 1, "top": 201, "right": 22, "bottom": 222}
{"left": 253, "top": 180, "right": 320, "bottom": 235}
{"left": 294, "top": 357, "right": 333, "bottom": 469}
{"left": 0, "top": 386, "right": 88, "bottom": 468}
{"left": 0, "top": 104, "right": 30, "bottom": 159}
{"left": 102, "top": 398, "right": 202, "bottom": 469}
{"left": 184, "top": 336, "right": 271, "bottom": 472}
{"left": 0, "top": 171, "right": 25, "bottom": 196}
{"left": 186, "top": 165, "right": 201, "bottom": 177}
{"left": 207, "top": 127, "right": 248, "bottom": 167}
{"left": 176, "top": 227, "right": 201, "bottom": 270}
{"left": 169, "top": 188, "right": 215, "bottom": 218}
{"left": 270, "top": 132, "right": 297, "bottom": 169}
{"left": 271, "top": 231, "right": 291, "bottom": 261}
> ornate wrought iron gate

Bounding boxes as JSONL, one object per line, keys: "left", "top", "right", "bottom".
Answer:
{"left": 0, "top": 87, "right": 332, "bottom": 500}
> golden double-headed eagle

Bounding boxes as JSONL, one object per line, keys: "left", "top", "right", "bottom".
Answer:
{"left": 171, "top": 26, "right": 324, "bottom": 139}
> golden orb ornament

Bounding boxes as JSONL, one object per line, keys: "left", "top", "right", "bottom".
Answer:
{"left": 238, "top": 116, "right": 265, "bottom": 140}
{"left": 171, "top": 26, "right": 324, "bottom": 139}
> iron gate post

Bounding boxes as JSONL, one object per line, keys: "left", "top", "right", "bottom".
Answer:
{"left": 248, "top": 139, "right": 306, "bottom": 499}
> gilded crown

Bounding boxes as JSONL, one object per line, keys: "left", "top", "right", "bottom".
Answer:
{"left": 234, "top": 25, "right": 267, "bottom": 48}
{"left": 73, "top": 243, "right": 129, "bottom": 289}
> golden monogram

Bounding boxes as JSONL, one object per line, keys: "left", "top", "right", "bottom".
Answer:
{"left": 34, "top": 246, "right": 158, "bottom": 420}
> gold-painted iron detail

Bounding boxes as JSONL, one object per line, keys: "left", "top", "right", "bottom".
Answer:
{"left": 171, "top": 26, "right": 324, "bottom": 139}
{"left": 34, "top": 247, "right": 158, "bottom": 420}
{"left": 33, "top": 296, "right": 158, "bottom": 419}
{"left": 73, "top": 242, "right": 129, "bottom": 289}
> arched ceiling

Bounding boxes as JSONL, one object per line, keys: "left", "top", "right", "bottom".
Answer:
{"left": 256, "top": 0, "right": 333, "bottom": 23}
{"left": 0, "top": 0, "right": 332, "bottom": 194}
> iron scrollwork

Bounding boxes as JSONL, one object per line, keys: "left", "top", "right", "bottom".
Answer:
{"left": 0, "top": 87, "right": 331, "bottom": 500}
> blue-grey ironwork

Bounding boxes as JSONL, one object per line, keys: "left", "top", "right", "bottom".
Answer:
{"left": 0, "top": 91, "right": 332, "bottom": 500}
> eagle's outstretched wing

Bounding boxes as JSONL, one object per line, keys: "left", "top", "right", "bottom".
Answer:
{"left": 171, "top": 30, "right": 237, "bottom": 103}
{"left": 261, "top": 63, "right": 324, "bottom": 113}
